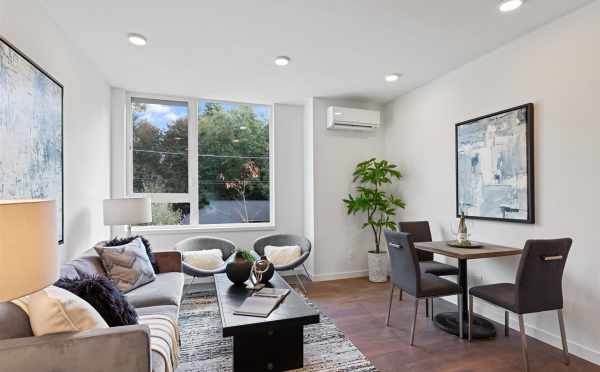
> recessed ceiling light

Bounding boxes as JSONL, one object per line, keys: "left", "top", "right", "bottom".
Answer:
{"left": 385, "top": 73, "right": 401, "bottom": 82}
{"left": 128, "top": 33, "right": 147, "bottom": 46}
{"left": 499, "top": 0, "right": 524, "bottom": 12}
{"left": 274, "top": 56, "right": 291, "bottom": 66}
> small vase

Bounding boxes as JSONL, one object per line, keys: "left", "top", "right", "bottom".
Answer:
{"left": 368, "top": 251, "right": 388, "bottom": 283}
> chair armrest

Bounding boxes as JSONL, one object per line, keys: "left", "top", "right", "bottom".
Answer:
{"left": 0, "top": 325, "right": 151, "bottom": 372}
{"left": 155, "top": 251, "right": 182, "bottom": 273}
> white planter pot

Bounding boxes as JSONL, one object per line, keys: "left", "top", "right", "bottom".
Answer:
{"left": 368, "top": 251, "right": 388, "bottom": 283}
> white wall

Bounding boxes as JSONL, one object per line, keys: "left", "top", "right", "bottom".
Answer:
{"left": 383, "top": 1, "right": 600, "bottom": 364}
{"left": 305, "top": 97, "right": 384, "bottom": 281}
{"left": 110, "top": 95, "right": 305, "bottom": 252}
{"left": 0, "top": 0, "right": 111, "bottom": 260}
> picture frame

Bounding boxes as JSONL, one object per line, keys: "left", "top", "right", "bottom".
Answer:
{"left": 0, "top": 36, "right": 64, "bottom": 243}
{"left": 455, "top": 103, "right": 534, "bottom": 224}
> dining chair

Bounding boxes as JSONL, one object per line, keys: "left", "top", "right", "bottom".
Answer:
{"left": 252, "top": 234, "right": 312, "bottom": 293}
{"left": 384, "top": 230, "right": 463, "bottom": 345}
{"left": 398, "top": 221, "right": 459, "bottom": 317}
{"left": 468, "top": 238, "right": 572, "bottom": 372}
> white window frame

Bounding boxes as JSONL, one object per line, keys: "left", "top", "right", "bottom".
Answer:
{"left": 125, "top": 91, "right": 275, "bottom": 233}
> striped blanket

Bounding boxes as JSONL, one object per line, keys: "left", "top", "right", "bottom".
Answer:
{"left": 139, "top": 314, "right": 180, "bottom": 372}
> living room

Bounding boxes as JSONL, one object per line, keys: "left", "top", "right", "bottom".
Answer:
{"left": 1, "top": 0, "right": 600, "bottom": 371}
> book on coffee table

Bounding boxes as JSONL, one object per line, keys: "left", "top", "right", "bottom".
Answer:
{"left": 233, "top": 288, "right": 290, "bottom": 317}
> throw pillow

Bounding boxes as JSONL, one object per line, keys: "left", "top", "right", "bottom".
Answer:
{"left": 105, "top": 235, "right": 159, "bottom": 273}
{"left": 95, "top": 237, "right": 156, "bottom": 293}
{"left": 55, "top": 274, "right": 138, "bottom": 326}
{"left": 264, "top": 245, "right": 301, "bottom": 266}
{"left": 183, "top": 249, "right": 225, "bottom": 271}
{"left": 26, "top": 286, "right": 108, "bottom": 336}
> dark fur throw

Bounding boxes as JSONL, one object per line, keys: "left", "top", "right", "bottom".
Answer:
{"left": 105, "top": 235, "right": 159, "bottom": 273}
{"left": 55, "top": 274, "right": 138, "bottom": 326}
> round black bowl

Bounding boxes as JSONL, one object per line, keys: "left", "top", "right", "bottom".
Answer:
{"left": 225, "top": 262, "right": 252, "bottom": 285}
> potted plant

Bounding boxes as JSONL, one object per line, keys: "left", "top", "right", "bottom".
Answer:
{"left": 226, "top": 250, "right": 255, "bottom": 285}
{"left": 343, "top": 158, "right": 405, "bottom": 282}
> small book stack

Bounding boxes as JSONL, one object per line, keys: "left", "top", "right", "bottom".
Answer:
{"left": 233, "top": 288, "right": 291, "bottom": 318}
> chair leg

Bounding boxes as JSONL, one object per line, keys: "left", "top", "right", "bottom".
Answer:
{"left": 185, "top": 276, "right": 196, "bottom": 296}
{"left": 425, "top": 298, "right": 429, "bottom": 318}
{"left": 557, "top": 309, "right": 570, "bottom": 365}
{"left": 410, "top": 298, "right": 419, "bottom": 346}
{"left": 518, "top": 314, "right": 529, "bottom": 372}
{"left": 386, "top": 284, "right": 394, "bottom": 326}
{"left": 302, "top": 264, "right": 311, "bottom": 281}
{"left": 458, "top": 294, "right": 463, "bottom": 340}
{"left": 431, "top": 297, "right": 435, "bottom": 319}
{"left": 505, "top": 311, "right": 510, "bottom": 336}
{"left": 295, "top": 272, "right": 307, "bottom": 294}
{"left": 398, "top": 288, "right": 403, "bottom": 301}
{"left": 468, "top": 295, "right": 473, "bottom": 342}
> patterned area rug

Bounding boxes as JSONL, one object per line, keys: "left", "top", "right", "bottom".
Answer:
{"left": 176, "top": 285, "right": 378, "bottom": 372}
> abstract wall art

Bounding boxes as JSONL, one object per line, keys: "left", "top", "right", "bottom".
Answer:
{"left": 0, "top": 37, "right": 64, "bottom": 242}
{"left": 455, "top": 103, "right": 534, "bottom": 224}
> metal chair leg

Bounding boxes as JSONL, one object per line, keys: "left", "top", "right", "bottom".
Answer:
{"left": 302, "top": 264, "right": 311, "bottom": 281}
{"left": 185, "top": 276, "right": 196, "bottom": 296}
{"left": 468, "top": 295, "right": 473, "bottom": 342}
{"left": 505, "top": 311, "right": 510, "bottom": 336}
{"left": 431, "top": 297, "right": 435, "bottom": 319}
{"left": 425, "top": 298, "right": 429, "bottom": 318}
{"left": 458, "top": 294, "right": 463, "bottom": 340}
{"left": 519, "top": 314, "right": 529, "bottom": 372}
{"left": 398, "top": 288, "right": 403, "bottom": 301}
{"left": 386, "top": 284, "right": 394, "bottom": 326}
{"left": 557, "top": 309, "right": 570, "bottom": 365}
{"left": 410, "top": 298, "right": 419, "bottom": 346}
{"left": 295, "top": 272, "right": 307, "bottom": 294}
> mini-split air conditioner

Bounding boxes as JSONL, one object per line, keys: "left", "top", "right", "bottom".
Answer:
{"left": 326, "top": 106, "right": 381, "bottom": 131}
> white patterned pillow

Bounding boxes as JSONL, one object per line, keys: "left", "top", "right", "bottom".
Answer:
{"left": 95, "top": 238, "right": 156, "bottom": 293}
{"left": 183, "top": 249, "right": 225, "bottom": 270}
{"left": 26, "top": 286, "right": 108, "bottom": 336}
{"left": 264, "top": 245, "right": 301, "bottom": 266}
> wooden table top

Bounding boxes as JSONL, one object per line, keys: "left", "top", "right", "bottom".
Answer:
{"left": 414, "top": 241, "right": 522, "bottom": 260}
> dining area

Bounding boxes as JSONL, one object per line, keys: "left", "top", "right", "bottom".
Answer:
{"left": 383, "top": 220, "right": 572, "bottom": 372}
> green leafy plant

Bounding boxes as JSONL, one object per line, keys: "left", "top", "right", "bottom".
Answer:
{"left": 234, "top": 249, "right": 256, "bottom": 263}
{"left": 343, "top": 158, "right": 406, "bottom": 254}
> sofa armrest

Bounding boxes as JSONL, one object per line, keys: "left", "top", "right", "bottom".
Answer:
{"left": 155, "top": 251, "right": 182, "bottom": 273}
{"left": 0, "top": 325, "right": 151, "bottom": 372}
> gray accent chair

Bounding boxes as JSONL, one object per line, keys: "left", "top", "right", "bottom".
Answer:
{"left": 0, "top": 248, "right": 184, "bottom": 372}
{"left": 252, "top": 234, "right": 311, "bottom": 293}
{"left": 469, "top": 238, "right": 572, "bottom": 372}
{"left": 175, "top": 236, "right": 237, "bottom": 283}
{"left": 384, "top": 230, "right": 463, "bottom": 345}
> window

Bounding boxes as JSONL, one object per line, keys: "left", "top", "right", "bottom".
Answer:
{"left": 127, "top": 94, "right": 273, "bottom": 229}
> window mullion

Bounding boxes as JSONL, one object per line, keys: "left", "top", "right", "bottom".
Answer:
{"left": 188, "top": 99, "right": 200, "bottom": 225}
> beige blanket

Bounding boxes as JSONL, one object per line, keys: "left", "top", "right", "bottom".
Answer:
{"left": 139, "top": 314, "right": 180, "bottom": 372}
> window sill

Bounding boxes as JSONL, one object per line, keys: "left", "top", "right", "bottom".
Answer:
{"left": 132, "top": 222, "right": 277, "bottom": 235}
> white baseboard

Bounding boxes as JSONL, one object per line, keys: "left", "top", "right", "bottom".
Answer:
{"left": 311, "top": 269, "right": 368, "bottom": 282}
{"left": 443, "top": 297, "right": 600, "bottom": 366}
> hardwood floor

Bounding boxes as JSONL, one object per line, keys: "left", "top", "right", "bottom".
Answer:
{"left": 306, "top": 277, "right": 599, "bottom": 372}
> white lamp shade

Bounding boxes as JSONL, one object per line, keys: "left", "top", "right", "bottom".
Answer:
{"left": 103, "top": 198, "right": 152, "bottom": 226}
{"left": 0, "top": 200, "right": 59, "bottom": 302}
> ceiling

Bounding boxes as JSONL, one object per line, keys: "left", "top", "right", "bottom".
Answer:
{"left": 41, "top": 0, "right": 593, "bottom": 105}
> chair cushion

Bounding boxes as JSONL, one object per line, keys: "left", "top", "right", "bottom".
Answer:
{"left": 420, "top": 261, "right": 459, "bottom": 276}
{"left": 264, "top": 245, "right": 301, "bottom": 266}
{"left": 419, "top": 273, "right": 460, "bottom": 297}
{"left": 183, "top": 249, "right": 224, "bottom": 271}
{"left": 469, "top": 283, "right": 517, "bottom": 313}
{"left": 125, "top": 272, "right": 184, "bottom": 309}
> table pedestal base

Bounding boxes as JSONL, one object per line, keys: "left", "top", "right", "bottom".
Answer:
{"left": 433, "top": 312, "right": 496, "bottom": 339}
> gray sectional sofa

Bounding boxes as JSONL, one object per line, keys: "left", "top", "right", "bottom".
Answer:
{"left": 0, "top": 249, "right": 184, "bottom": 372}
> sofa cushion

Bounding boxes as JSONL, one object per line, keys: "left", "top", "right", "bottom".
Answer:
{"left": 125, "top": 272, "right": 184, "bottom": 309}
{"left": 0, "top": 302, "right": 33, "bottom": 340}
{"left": 66, "top": 254, "right": 107, "bottom": 278}
{"left": 103, "top": 235, "right": 160, "bottom": 274}
{"left": 135, "top": 305, "right": 179, "bottom": 323}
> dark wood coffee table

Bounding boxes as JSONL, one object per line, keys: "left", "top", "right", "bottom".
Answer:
{"left": 214, "top": 272, "right": 320, "bottom": 372}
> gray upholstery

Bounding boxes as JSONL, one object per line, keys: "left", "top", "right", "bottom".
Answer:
{"left": 126, "top": 272, "right": 184, "bottom": 309}
{"left": 175, "top": 236, "right": 236, "bottom": 277}
{"left": 470, "top": 238, "right": 572, "bottom": 314}
{"left": 0, "top": 303, "right": 33, "bottom": 340}
{"left": 252, "top": 234, "right": 311, "bottom": 271}
{"left": 384, "top": 230, "right": 460, "bottom": 298}
{"left": 0, "top": 325, "right": 151, "bottom": 372}
{"left": 399, "top": 221, "right": 459, "bottom": 277}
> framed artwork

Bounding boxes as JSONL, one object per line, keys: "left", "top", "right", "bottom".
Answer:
{"left": 455, "top": 103, "right": 534, "bottom": 224}
{"left": 0, "top": 37, "right": 64, "bottom": 242}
